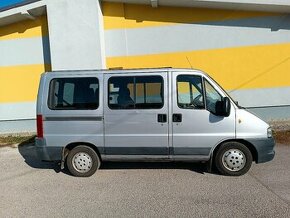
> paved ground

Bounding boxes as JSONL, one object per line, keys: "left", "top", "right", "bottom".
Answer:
{"left": 0, "top": 144, "right": 289, "bottom": 218}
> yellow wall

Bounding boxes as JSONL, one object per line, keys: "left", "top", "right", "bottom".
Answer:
{"left": 1, "top": 3, "right": 290, "bottom": 105}
{"left": 106, "top": 43, "right": 290, "bottom": 91}
{"left": 0, "top": 16, "right": 50, "bottom": 103}
{"left": 0, "top": 16, "right": 48, "bottom": 40}
{"left": 103, "top": 2, "right": 277, "bottom": 30}
{"left": 0, "top": 64, "right": 48, "bottom": 102}
{"left": 103, "top": 2, "right": 290, "bottom": 91}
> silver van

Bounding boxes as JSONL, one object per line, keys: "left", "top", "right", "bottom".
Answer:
{"left": 35, "top": 68, "right": 275, "bottom": 177}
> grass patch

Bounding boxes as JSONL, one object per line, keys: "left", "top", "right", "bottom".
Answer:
{"left": 0, "top": 135, "right": 36, "bottom": 147}
{"left": 273, "top": 130, "right": 290, "bottom": 145}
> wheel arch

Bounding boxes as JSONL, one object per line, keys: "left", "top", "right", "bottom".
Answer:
{"left": 62, "top": 142, "right": 103, "bottom": 163}
{"left": 211, "top": 139, "right": 258, "bottom": 163}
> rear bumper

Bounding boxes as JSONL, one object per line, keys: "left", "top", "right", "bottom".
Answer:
{"left": 248, "top": 138, "right": 275, "bottom": 164}
{"left": 35, "top": 138, "right": 62, "bottom": 161}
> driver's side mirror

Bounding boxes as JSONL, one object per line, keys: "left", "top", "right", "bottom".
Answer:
{"left": 215, "top": 97, "right": 231, "bottom": 117}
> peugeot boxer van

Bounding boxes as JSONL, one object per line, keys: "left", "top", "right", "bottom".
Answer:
{"left": 35, "top": 68, "right": 275, "bottom": 177}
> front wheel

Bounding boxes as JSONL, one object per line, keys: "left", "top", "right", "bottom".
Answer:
{"left": 214, "top": 142, "right": 252, "bottom": 176}
{"left": 66, "top": 145, "right": 100, "bottom": 177}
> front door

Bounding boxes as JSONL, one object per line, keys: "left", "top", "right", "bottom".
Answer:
{"left": 104, "top": 72, "right": 169, "bottom": 159}
{"left": 171, "top": 71, "right": 235, "bottom": 159}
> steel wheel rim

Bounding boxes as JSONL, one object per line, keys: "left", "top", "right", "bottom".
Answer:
{"left": 222, "top": 149, "right": 246, "bottom": 172}
{"left": 72, "top": 152, "right": 92, "bottom": 173}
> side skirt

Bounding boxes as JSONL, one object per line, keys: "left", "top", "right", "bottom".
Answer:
{"left": 102, "top": 155, "right": 210, "bottom": 162}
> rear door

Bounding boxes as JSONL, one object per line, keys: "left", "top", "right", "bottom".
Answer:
{"left": 104, "top": 71, "right": 169, "bottom": 159}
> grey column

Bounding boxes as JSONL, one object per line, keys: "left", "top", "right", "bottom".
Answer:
{"left": 46, "top": 0, "right": 106, "bottom": 70}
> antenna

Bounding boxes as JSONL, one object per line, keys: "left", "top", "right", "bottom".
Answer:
{"left": 186, "top": 56, "right": 193, "bottom": 69}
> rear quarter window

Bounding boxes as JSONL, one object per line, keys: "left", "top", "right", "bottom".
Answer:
{"left": 48, "top": 77, "right": 99, "bottom": 110}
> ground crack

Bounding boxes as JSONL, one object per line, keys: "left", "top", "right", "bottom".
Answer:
{"left": 249, "top": 172, "right": 290, "bottom": 207}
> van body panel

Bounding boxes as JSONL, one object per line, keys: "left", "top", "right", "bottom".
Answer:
{"left": 40, "top": 72, "right": 104, "bottom": 153}
{"left": 236, "top": 109, "right": 269, "bottom": 139}
{"left": 35, "top": 137, "right": 62, "bottom": 161}
{"left": 36, "top": 74, "right": 46, "bottom": 114}
{"left": 235, "top": 109, "right": 275, "bottom": 163}
{"left": 103, "top": 72, "right": 169, "bottom": 158}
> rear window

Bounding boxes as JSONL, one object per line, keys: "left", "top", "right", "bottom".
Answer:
{"left": 48, "top": 77, "right": 99, "bottom": 110}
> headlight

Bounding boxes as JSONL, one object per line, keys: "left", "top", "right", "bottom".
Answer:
{"left": 267, "top": 127, "right": 273, "bottom": 138}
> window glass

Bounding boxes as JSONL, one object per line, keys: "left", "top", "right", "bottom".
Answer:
{"left": 63, "top": 83, "right": 75, "bottom": 106}
{"left": 48, "top": 77, "right": 99, "bottom": 110}
{"left": 108, "top": 76, "right": 163, "bottom": 109}
{"left": 108, "top": 77, "right": 135, "bottom": 109}
{"left": 205, "top": 79, "right": 222, "bottom": 113}
{"left": 177, "top": 75, "right": 204, "bottom": 109}
{"left": 135, "top": 83, "right": 144, "bottom": 104}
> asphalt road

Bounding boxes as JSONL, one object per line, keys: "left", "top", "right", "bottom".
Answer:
{"left": 0, "top": 143, "right": 290, "bottom": 217}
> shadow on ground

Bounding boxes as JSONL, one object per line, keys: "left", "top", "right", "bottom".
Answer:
{"left": 17, "top": 137, "right": 216, "bottom": 176}
{"left": 17, "top": 137, "right": 61, "bottom": 173}
{"left": 100, "top": 162, "right": 212, "bottom": 175}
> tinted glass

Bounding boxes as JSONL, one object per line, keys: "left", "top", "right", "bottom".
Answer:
{"left": 177, "top": 75, "right": 204, "bottom": 109}
{"left": 108, "top": 76, "right": 163, "bottom": 109}
{"left": 48, "top": 77, "right": 99, "bottom": 110}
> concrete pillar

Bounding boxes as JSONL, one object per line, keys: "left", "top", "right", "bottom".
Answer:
{"left": 46, "top": 0, "right": 106, "bottom": 71}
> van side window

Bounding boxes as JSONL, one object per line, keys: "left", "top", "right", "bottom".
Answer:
{"left": 177, "top": 75, "right": 205, "bottom": 109}
{"left": 108, "top": 76, "right": 163, "bottom": 109}
{"left": 48, "top": 77, "right": 99, "bottom": 110}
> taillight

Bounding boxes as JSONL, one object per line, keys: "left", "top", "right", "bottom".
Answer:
{"left": 37, "top": 115, "right": 43, "bottom": 138}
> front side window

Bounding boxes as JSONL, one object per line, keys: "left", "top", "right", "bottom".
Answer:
{"left": 108, "top": 76, "right": 163, "bottom": 109}
{"left": 48, "top": 77, "right": 99, "bottom": 110}
{"left": 177, "top": 75, "right": 204, "bottom": 109}
{"left": 205, "top": 79, "right": 222, "bottom": 114}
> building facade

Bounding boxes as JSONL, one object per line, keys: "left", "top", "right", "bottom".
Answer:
{"left": 1, "top": 0, "right": 290, "bottom": 133}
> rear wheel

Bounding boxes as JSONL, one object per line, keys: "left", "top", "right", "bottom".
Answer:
{"left": 66, "top": 145, "right": 100, "bottom": 177}
{"left": 215, "top": 141, "right": 252, "bottom": 176}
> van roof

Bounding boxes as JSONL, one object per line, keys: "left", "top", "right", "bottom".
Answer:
{"left": 44, "top": 67, "right": 206, "bottom": 75}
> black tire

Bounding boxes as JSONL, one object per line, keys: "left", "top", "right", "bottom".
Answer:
{"left": 66, "top": 145, "right": 100, "bottom": 177}
{"left": 214, "top": 141, "right": 252, "bottom": 176}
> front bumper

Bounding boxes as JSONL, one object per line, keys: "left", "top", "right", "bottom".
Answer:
{"left": 35, "top": 138, "right": 62, "bottom": 161}
{"left": 248, "top": 138, "right": 275, "bottom": 164}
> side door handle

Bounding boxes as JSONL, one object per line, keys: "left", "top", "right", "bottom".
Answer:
{"left": 157, "top": 114, "right": 167, "bottom": 123}
{"left": 173, "top": 113, "right": 182, "bottom": 122}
